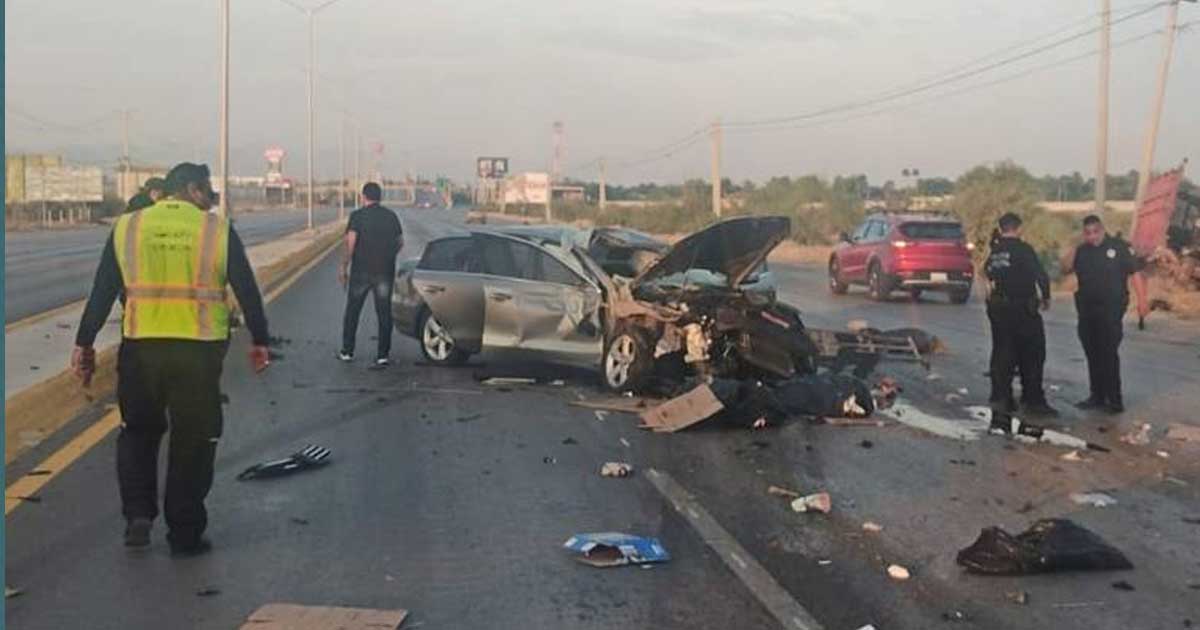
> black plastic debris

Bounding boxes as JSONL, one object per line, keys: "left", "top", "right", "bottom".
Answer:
{"left": 956, "top": 519, "right": 1133, "bottom": 575}
{"left": 1112, "top": 580, "right": 1136, "bottom": 591}
{"left": 236, "top": 445, "right": 331, "bottom": 481}
{"left": 196, "top": 587, "right": 221, "bottom": 597}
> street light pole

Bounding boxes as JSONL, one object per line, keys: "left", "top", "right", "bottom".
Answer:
{"left": 1095, "top": 0, "right": 1111, "bottom": 214}
{"left": 218, "top": 0, "right": 230, "bottom": 217}
{"left": 338, "top": 112, "right": 346, "bottom": 220}
{"left": 305, "top": 8, "right": 315, "bottom": 231}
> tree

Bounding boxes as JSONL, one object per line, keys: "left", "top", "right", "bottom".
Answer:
{"left": 953, "top": 161, "right": 1043, "bottom": 263}
{"left": 916, "top": 177, "right": 954, "bottom": 196}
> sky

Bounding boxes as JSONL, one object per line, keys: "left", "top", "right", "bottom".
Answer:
{"left": 5, "top": 0, "right": 1199, "bottom": 186}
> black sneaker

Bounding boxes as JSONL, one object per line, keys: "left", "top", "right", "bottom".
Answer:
{"left": 1022, "top": 402, "right": 1060, "bottom": 418}
{"left": 124, "top": 518, "right": 152, "bottom": 548}
{"left": 1075, "top": 397, "right": 1105, "bottom": 410}
{"left": 1105, "top": 399, "right": 1125, "bottom": 414}
{"left": 169, "top": 538, "right": 213, "bottom": 558}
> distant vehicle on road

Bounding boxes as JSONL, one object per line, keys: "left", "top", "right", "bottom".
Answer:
{"left": 829, "top": 211, "right": 974, "bottom": 303}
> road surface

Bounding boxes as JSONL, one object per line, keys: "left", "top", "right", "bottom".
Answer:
{"left": 3, "top": 207, "right": 340, "bottom": 323}
{"left": 6, "top": 209, "right": 1199, "bottom": 629}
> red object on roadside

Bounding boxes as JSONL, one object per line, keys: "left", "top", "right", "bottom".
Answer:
{"left": 1131, "top": 167, "right": 1185, "bottom": 257}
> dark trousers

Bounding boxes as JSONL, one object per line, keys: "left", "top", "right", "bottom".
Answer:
{"left": 1077, "top": 297, "right": 1125, "bottom": 403}
{"left": 341, "top": 273, "right": 393, "bottom": 358}
{"left": 116, "top": 339, "right": 226, "bottom": 546}
{"left": 987, "top": 299, "right": 1047, "bottom": 406}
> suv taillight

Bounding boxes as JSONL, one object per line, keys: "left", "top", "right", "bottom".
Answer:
{"left": 891, "top": 240, "right": 909, "bottom": 249}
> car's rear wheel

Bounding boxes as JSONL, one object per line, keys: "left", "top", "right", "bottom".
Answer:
{"left": 603, "top": 324, "right": 653, "bottom": 392}
{"left": 949, "top": 288, "right": 971, "bottom": 305}
{"left": 868, "top": 264, "right": 893, "bottom": 302}
{"left": 418, "top": 308, "right": 468, "bottom": 365}
{"left": 828, "top": 259, "right": 849, "bottom": 295}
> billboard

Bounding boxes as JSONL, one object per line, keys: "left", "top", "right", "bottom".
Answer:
{"left": 503, "top": 172, "right": 550, "bottom": 205}
{"left": 1131, "top": 167, "right": 1185, "bottom": 256}
{"left": 477, "top": 157, "right": 509, "bottom": 179}
{"left": 23, "top": 165, "right": 104, "bottom": 203}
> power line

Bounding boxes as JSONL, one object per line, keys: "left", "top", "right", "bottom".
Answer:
{"left": 724, "top": 26, "right": 1167, "bottom": 136}
{"left": 723, "top": 1, "right": 1167, "bottom": 129}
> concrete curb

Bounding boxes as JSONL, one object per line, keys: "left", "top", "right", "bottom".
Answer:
{"left": 3, "top": 226, "right": 345, "bottom": 465}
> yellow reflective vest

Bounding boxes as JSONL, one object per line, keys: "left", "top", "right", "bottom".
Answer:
{"left": 113, "top": 200, "right": 230, "bottom": 341}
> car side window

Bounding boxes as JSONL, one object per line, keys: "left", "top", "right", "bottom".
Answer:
{"left": 537, "top": 250, "right": 586, "bottom": 286}
{"left": 851, "top": 222, "right": 870, "bottom": 241}
{"left": 478, "top": 235, "right": 518, "bottom": 278}
{"left": 506, "top": 240, "right": 542, "bottom": 281}
{"left": 418, "top": 237, "right": 478, "bottom": 272}
{"left": 867, "top": 220, "right": 887, "bottom": 242}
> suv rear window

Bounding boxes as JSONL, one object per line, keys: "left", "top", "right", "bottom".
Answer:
{"left": 898, "top": 222, "right": 963, "bottom": 240}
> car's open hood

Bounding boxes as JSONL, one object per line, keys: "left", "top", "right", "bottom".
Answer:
{"left": 633, "top": 216, "right": 791, "bottom": 290}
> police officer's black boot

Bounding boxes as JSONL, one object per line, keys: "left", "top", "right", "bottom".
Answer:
{"left": 1106, "top": 395, "right": 1125, "bottom": 414}
{"left": 1075, "top": 396, "right": 1105, "bottom": 410}
{"left": 124, "top": 518, "right": 152, "bottom": 548}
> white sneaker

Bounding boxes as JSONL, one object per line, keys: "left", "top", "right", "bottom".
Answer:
{"left": 337, "top": 351, "right": 354, "bottom": 362}
{"left": 373, "top": 357, "right": 390, "bottom": 368}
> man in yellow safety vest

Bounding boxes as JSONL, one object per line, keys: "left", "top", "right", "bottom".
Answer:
{"left": 71, "top": 162, "right": 271, "bottom": 556}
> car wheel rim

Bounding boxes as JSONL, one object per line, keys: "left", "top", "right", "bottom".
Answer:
{"left": 606, "top": 335, "right": 636, "bottom": 386}
{"left": 423, "top": 315, "right": 454, "bottom": 360}
{"left": 830, "top": 263, "right": 839, "bottom": 287}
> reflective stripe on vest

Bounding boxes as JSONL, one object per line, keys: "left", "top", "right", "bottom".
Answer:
{"left": 113, "top": 201, "right": 230, "bottom": 340}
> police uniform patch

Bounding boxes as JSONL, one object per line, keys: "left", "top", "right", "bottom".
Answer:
{"left": 1106, "top": 248, "right": 1116, "bottom": 259}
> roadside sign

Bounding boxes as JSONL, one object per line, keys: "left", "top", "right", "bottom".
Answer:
{"left": 477, "top": 157, "right": 509, "bottom": 179}
{"left": 1131, "top": 167, "right": 1185, "bottom": 256}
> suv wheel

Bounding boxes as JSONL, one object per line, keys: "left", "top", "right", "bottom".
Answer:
{"left": 828, "top": 259, "right": 849, "bottom": 295}
{"left": 868, "top": 264, "right": 893, "bottom": 302}
{"left": 603, "top": 324, "right": 653, "bottom": 392}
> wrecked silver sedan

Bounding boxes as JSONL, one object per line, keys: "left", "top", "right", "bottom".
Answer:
{"left": 392, "top": 216, "right": 818, "bottom": 391}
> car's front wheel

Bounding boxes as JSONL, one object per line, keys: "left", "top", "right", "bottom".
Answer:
{"left": 829, "top": 258, "right": 849, "bottom": 295}
{"left": 418, "top": 308, "right": 469, "bottom": 365}
{"left": 603, "top": 325, "right": 653, "bottom": 392}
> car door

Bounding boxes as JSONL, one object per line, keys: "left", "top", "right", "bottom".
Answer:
{"left": 410, "top": 236, "right": 486, "bottom": 353}
{"left": 475, "top": 234, "right": 526, "bottom": 349}
{"left": 842, "top": 220, "right": 874, "bottom": 280}
{"left": 514, "top": 245, "right": 604, "bottom": 363}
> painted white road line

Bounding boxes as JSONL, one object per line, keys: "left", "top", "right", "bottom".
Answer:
{"left": 645, "top": 468, "right": 825, "bottom": 630}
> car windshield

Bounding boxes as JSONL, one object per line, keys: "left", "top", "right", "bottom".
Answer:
{"left": 899, "top": 222, "right": 964, "bottom": 240}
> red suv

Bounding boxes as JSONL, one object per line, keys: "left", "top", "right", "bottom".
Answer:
{"left": 829, "top": 212, "right": 974, "bottom": 303}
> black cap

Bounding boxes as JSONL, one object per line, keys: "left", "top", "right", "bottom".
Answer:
{"left": 142, "top": 177, "right": 167, "bottom": 192}
{"left": 998, "top": 212, "right": 1022, "bottom": 231}
{"left": 164, "top": 163, "right": 211, "bottom": 195}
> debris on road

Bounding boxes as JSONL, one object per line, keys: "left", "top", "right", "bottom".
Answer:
{"left": 542, "top": 456, "right": 557, "bottom": 465}
{"left": 1005, "top": 591, "right": 1029, "bottom": 605}
{"left": 196, "top": 587, "right": 221, "bottom": 597}
{"left": 767, "top": 485, "right": 802, "bottom": 499}
{"left": 1111, "top": 580, "right": 1136, "bottom": 591}
{"left": 941, "top": 610, "right": 970, "bottom": 623}
{"left": 1120, "top": 423, "right": 1153, "bottom": 446}
{"left": 887, "top": 564, "right": 911, "bottom": 580}
{"left": 570, "top": 397, "right": 658, "bottom": 414}
{"left": 1060, "top": 450, "right": 1091, "bottom": 463}
{"left": 859, "top": 439, "right": 874, "bottom": 449}
{"left": 6, "top": 586, "right": 23, "bottom": 599}
{"left": 1167, "top": 423, "right": 1200, "bottom": 443}
{"left": 956, "top": 519, "right": 1133, "bottom": 575}
{"left": 1070, "top": 492, "right": 1118, "bottom": 508}
{"left": 236, "top": 445, "right": 331, "bottom": 481}
{"left": 638, "top": 383, "right": 724, "bottom": 433}
{"left": 481, "top": 377, "right": 537, "bottom": 386}
{"left": 825, "top": 417, "right": 890, "bottom": 427}
{"left": 240, "top": 603, "right": 408, "bottom": 630}
{"left": 790, "top": 492, "right": 832, "bottom": 514}
{"left": 563, "top": 533, "right": 670, "bottom": 568}
{"left": 455, "top": 413, "right": 483, "bottom": 423}
{"left": 1156, "top": 450, "right": 1171, "bottom": 459}
{"left": 863, "top": 521, "right": 883, "bottom": 533}
{"left": 562, "top": 437, "right": 578, "bottom": 445}
{"left": 600, "top": 462, "right": 633, "bottom": 478}
{"left": 289, "top": 517, "right": 309, "bottom": 525}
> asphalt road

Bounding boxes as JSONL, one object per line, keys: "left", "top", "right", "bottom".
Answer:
{"left": 6, "top": 210, "right": 1199, "bottom": 629}
{"left": 3, "top": 207, "right": 340, "bottom": 323}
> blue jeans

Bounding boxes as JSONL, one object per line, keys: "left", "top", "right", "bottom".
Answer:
{"left": 342, "top": 273, "right": 393, "bottom": 358}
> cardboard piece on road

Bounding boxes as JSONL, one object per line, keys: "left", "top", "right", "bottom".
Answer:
{"left": 638, "top": 384, "right": 724, "bottom": 433}
{"left": 570, "top": 397, "right": 660, "bottom": 414}
{"left": 563, "top": 533, "right": 670, "bottom": 568}
{"left": 1167, "top": 423, "right": 1200, "bottom": 443}
{"left": 241, "top": 603, "right": 408, "bottom": 629}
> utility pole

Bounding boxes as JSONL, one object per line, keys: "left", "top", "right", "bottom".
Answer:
{"left": 218, "top": 0, "right": 230, "bottom": 217}
{"left": 305, "top": 8, "right": 315, "bottom": 230}
{"left": 710, "top": 119, "right": 722, "bottom": 217}
{"left": 599, "top": 158, "right": 607, "bottom": 211}
{"left": 338, "top": 113, "right": 346, "bottom": 220}
{"left": 1096, "top": 0, "right": 1111, "bottom": 214}
{"left": 354, "top": 127, "right": 362, "bottom": 207}
{"left": 1133, "top": 0, "right": 1190, "bottom": 233}
{"left": 120, "top": 108, "right": 131, "bottom": 201}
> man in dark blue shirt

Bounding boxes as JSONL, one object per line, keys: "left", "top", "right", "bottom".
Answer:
{"left": 338, "top": 182, "right": 404, "bottom": 368}
{"left": 1060, "top": 215, "right": 1145, "bottom": 414}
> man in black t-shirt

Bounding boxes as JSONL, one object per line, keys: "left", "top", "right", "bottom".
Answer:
{"left": 338, "top": 182, "right": 404, "bottom": 367}
{"left": 1060, "top": 214, "right": 1145, "bottom": 413}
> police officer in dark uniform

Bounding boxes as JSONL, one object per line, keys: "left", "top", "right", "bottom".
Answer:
{"left": 1061, "top": 214, "right": 1145, "bottom": 413}
{"left": 984, "top": 212, "right": 1057, "bottom": 425}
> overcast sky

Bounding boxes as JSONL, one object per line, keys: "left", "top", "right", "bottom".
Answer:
{"left": 5, "top": 0, "right": 1198, "bottom": 185}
